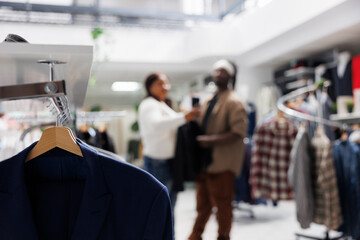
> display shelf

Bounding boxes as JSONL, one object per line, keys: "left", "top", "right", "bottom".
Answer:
{"left": 330, "top": 113, "right": 360, "bottom": 125}
{"left": 0, "top": 43, "right": 93, "bottom": 108}
{"left": 284, "top": 67, "right": 315, "bottom": 77}
{"left": 76, "top": 110, "right": 127, "bottom": 122}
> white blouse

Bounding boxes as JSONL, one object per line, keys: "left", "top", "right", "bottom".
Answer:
{"left": 138, "top": 97, "right": 186, "bottom": 160}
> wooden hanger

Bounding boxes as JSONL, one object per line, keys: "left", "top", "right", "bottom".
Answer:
{"left": 25, "top": 126, "right": 83, "bottom": 162}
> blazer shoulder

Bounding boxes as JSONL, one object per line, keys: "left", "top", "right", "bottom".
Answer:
{"left": 226, "top": 93, "right": 246, "bottom": 109}
{"left": 0, "top": 152, "right": 24, "bottom": 174}
{"left": 98, "top": 154, "right": 165, "bottom": 194}
{"left": 228, "top": 91, "right": 243, "bottom": 102}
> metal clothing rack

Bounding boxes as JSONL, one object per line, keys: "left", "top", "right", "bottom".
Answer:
{"left": 76, "top": 110, "right": 127, "bottom": 123}
{"left": 295, "top": 231, "right": 343, "bottom": 240}
{"left": 276, "top": 84, "right": 347, "bottom": 240}
{"left": 0, "top": 42, "right": 93, "bottom": 110}
{"left": 0, "top": 59, "right": 73, "bottom": 126}
{"left": 0, "top": 80, "right": 71, "bottom": 126}
{"left": 233, "top": 202, "right": 255, "bottom": 219}
{"left": 276, "top": 84, "right": 350, "bottom": 131}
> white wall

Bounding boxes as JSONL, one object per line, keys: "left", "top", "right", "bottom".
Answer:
{"left": 235, "top": 66, "right": 273, "bottom": 103}
{"left": 106, "top": 108, "right": 138, "bottom": 155}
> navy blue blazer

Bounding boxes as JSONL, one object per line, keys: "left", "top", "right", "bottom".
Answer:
{"left": 0, "top": 139, "right": 173, "bottom": 240}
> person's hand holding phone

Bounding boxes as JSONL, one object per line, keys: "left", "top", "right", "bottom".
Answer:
{"left": 192, "top": 97, "right": 200, "bottom": 107}
{"left": 185, "top": 97, "right": 200, "bottom": 121}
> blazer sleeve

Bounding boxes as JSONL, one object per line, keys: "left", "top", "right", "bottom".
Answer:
{"left": 228, "top": 100, "right": 248, "bottom": 138}
{"left": 143, "top": 186, "right": 174, "bottom": 240}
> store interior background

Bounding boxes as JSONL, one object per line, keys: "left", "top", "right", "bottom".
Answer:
{"left": 1, "top": 0, "right": 360, "bottom": 239}
{"left": 1, "top": 0, "right": 359, "bottom": 158}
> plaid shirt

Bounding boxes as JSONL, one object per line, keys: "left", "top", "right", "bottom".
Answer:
{"left": 250, "top": 120, "right": 297, "bottom": 201}
{"left": 311, "top": 129, "right": 343, "bottom": 230}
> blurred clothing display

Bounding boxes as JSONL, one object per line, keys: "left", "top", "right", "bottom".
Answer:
{"left": 288, "top": 127, "right": 314, "bottom": 229}
{"left": 333, "top": 139, "right": 360, "bottom": 239}
{"left": 311, "top": 128, "right": 342, "bottom": 230}
{"left": 250, "top": 116, "right": 297, "bottom": 201}
{"left": 255, "top": 84, "right": 281, "bottom": 124}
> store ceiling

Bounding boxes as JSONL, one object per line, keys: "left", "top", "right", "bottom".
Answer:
{"left": 0, "top": 0, "right": 246, "bottom": 28}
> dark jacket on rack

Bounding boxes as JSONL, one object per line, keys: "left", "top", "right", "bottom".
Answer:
{"left": 322, "top": 61, "right": 353, "bottom": 101}
{"left": 0, "top": 139, "right": 173, "bottom": 240}
{"left": 333, "top": 140, "right": 360, "bottom": 239}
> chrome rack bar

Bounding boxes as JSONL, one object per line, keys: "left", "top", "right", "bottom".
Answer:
{"left": 276, "top": 84, "right": 350, "bottom": 130}
{"left": 0, "top": 80, "right": 66, "bottom": 101}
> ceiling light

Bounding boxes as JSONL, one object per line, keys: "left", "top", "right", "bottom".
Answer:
{"left": 111, "top": 82, "right": 141, "bottom": 92}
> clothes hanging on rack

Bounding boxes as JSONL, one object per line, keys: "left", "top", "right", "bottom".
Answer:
{"left": 76, "top": 126, "right": 115, "bottom": 153}
{"left": 98, "top": 130, "right": 115, "bottom": 153}
{"left": 0, "top": 138, "right": 173, "bottom": 240}
{"left": 322, "top": 57, "right": 352, "bottom": 102}
{"left": 255, "top": 84, "right": 281, "bottom": 124}
{"left": 288, "top": 126, "right": 314, "bottom": 229}
{"left": 288, "top": 126, "right": 342, "bottom": 232}
{"left": 235, "top": 141, "right": 253, "bottom": 204}
{"left": 277, "top": 82, "right": 348, "bottom": 240}
{"left": 333, "top": 139, "right": 360, "bottom": 239}
{"left": 246, "top": 102, "right": 256, "bottom": 138}
{"left": 311, "top": 128, "right": 342, "bottom": 230}
{"left": 330, "top": 61, "right": 353, "bottom": 97}
{"left": 319, "top": 92, "right": 336, "bottom": 141}
{"left": 250, "top": 117, "right": 297, "bottom": 201}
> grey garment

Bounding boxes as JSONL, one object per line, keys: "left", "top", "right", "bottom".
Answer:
{"left": 320, "top": 92, "right": 335, "bottom": 141}
{"left": 288, "top": 127, "right": 314, "bottom": 229}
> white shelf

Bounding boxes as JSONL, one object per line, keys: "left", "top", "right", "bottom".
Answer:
{"left": 0, "top": 43, "right": 93, "bottom": 108}
{"left": 284, "top": 67, "right": 315, "bottom": 77}
{"left": 330, "top": 113, "right": 360, "bottom": 124}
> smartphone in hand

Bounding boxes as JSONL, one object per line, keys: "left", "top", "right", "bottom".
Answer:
{"left": 192, "top": 97, "right": 200, "bottom": 107}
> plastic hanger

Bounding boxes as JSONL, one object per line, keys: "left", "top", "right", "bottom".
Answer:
{"left": 25, "top": 126, "right": 83, "bottom": 162}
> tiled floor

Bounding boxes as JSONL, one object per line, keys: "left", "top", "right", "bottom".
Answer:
{"left": 175, "top": 188, "right": 344, "bottom": 240}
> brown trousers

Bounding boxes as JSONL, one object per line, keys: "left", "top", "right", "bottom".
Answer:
{"left": 188, "top": 171, "right": 235, "bottom": 240}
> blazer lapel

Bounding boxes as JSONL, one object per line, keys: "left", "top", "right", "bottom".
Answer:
{"left": 0, "top": 140, "right": 112, "bottom": 240}
{"left": 0, "top": 143, "right": 38, "bottom": 240}
{"left": 71, "top": 140, "right": 112, "bottom": 240}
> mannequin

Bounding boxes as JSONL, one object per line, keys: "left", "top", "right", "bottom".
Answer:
{"left": 337, "top": 51, "right": 351, "bottom": 78}
{"left": 335, "top": 51, "right": 353, "bottom": 114}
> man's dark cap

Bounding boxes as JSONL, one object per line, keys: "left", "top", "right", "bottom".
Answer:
{"left": 3, "top": 34, "right": 29, "bottom": 43}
